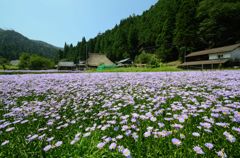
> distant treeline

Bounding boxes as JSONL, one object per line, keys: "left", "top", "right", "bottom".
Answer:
{"left": 60, "top": 0, "right": 240, "bottom": 63}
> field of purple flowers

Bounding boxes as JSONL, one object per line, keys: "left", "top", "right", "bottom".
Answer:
{"left": 0, "top": 71, "right": 240, "bottom": 157}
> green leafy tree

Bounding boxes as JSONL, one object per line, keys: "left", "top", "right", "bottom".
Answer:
{"left": 19, "top": 53, "right": 54, "bottom": 70}
{"left": 135, "top": 52, "right": 160, "bottom": 67}
{"left": 29, "top": 55, "right": 54, "bottom": 70}
{"left": 19, "top": 53, "right": 30, "bottom": 69}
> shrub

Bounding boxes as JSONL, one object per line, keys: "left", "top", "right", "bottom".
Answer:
{"left": 0, "top": 57, "right": 9, "bottom": 70}
{"left": 29, "top": 55, "right": 54, "bottom": 70}
{"left": 19, "top": 53, "right": 54, "bottom": 70}
{"left": 19, "top": 53, "right": 30, "bottom": 69}
{"left": 135, "top": 52, "right": 160, "bottom": 68}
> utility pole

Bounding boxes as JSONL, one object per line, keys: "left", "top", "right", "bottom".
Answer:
{"left": 184, "top": 47, "right": 186, "bottom": 63}
{"left": 79, "top": 46, "right": 81, "bottom": 63}
{"left": 85, "top": 43, "right": 88, "bottom": 67}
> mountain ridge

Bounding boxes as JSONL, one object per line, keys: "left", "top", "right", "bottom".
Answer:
{"left": 0, "top": 29, "right": 60, "bottom": 60}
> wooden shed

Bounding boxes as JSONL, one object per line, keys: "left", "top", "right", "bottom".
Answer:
{"left": 57, "top": 61, "right": 76, "bottom": 70}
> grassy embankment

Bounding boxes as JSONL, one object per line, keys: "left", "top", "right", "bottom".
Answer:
{"left": 0, "top": 65, "right": 19, "bottom": 70}
{"left": 88, "top": 66, "right": 182, "bottom": 73}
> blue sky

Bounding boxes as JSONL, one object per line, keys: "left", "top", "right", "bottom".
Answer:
{"left": 0, "top": 0, "right": 157, "bottom": 47}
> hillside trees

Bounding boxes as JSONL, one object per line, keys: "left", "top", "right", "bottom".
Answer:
{"left": 58, "top": 0, "right": 240, "bottom": 63}
{"left": 0, "top": 30, "right": 59, "bottom": 60}
{"left": 79, "top": 37, "right": 87, "bottom": 60}
{"left": 197, "top": 0, "right": 240, "bottom": 48}
{"left": 127, "top": 27, "right": 139, "bottom": 60}
{"left": 155, "top": 0, "right": 178, "bottom": 62}
{"left": 174, "top": 0, "right": 200, "bottom": 61}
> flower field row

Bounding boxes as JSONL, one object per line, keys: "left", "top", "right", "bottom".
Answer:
{"left": 0, "top": 71, "right": 240, "bottom": 157}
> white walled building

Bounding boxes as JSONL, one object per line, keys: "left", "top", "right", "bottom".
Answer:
{"left": 181, "top": 43, "right": 240, "bottom": 68}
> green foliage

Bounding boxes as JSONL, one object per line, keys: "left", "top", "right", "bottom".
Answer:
{"left": 128, "top": 27, "right": 139, "bottom": 60}
{"left": 19, "top": 53, "right": 54, "bottom": 70}
{"left": 61, "top": 38, "right": 88, "bottom": 63}
{"left": 174, "top": 0, "right": 200, "bottom": 61}
{"left": 135, "top": 52, "right": 160, "bottom": 68}
{"left": 0, "top": 57, "right": 9, "bottom": 70}
{"left": 19, "top": 53, "right": 31, "bottom": 69}
{"left": 29, "top": 55, "right": 54, "bottom": 70}
{"left": 197, "top": 0, "right": 240, "bottom": 47}
{"left": 155, "top": 0, "right": 179, "bottom": 62}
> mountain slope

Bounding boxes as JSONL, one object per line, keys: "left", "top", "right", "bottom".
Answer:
{"left": 0, "top": 29, "right": 59, "bottom": 60}
{"left": 60, "top": 0, "right": 240, "bottom": 62}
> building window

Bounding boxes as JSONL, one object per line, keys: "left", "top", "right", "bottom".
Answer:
{"left": 218, "top": 54, "right": 224, "bottom": 59}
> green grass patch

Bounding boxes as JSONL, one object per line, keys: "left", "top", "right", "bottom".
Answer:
{"left": 88, "top": 66, "right": 182, "bottom": 72}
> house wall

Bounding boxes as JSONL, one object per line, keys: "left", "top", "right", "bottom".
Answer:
{"left": 209, "top": 52, "right": 231, "bottom": 60}
{"left": 208, "top": 48, "right": 240, "bottom": 60}
{"left": 231, "top": 48, "right": 240, "bottom": 60}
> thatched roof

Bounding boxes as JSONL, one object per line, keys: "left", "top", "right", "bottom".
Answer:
{"left": 87, "top": 53, "right": 114, "bottom": 67}
{"left": 180, "top": 59, "right": 228, "bottom": 66}
{"left": 187, "top": 43, "right": 240, "bottom": 57}
{"left": 58, "top": 62, "right": 76, "bottom": 67}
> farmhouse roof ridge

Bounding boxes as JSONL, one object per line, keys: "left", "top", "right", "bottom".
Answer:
{"left": 87, "top": 53, "right": 114, "bottom": 67}
{"left": 187, "top": 43, "right": 240, "bottom": 57}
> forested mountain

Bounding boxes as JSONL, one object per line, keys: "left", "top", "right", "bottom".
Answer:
{"left": 61, "top": 0, "right": 240, "bottom": 63}
{"left": 0, "top": 29, "right": 59, "bottom": 60}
